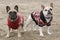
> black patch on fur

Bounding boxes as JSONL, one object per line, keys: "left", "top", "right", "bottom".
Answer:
{"left": 9, "top": 11, "right": 17, "bottom": 21}
{"left": 40, "top": 11, "right": 47, "bottom": 23}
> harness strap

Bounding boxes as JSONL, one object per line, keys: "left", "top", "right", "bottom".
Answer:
{"left": 40, "top": 11, "right": 47, "bottom": 23}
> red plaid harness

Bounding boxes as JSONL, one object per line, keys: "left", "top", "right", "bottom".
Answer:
{"left": 31, "top": 11, "right": 46, "bottom": 26}
{"left": 7, "top": 12, "right": 24, "bottom": 29}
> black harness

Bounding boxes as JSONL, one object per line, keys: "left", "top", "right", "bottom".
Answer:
{"left": 40, "top": 11, "right": 47, "bottom": 23}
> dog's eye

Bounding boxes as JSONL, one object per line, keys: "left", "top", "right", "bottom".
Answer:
{"left": 9, "top": 12, "right": 12, "bottom": 15}
{"left": 13, "top": 11, "right": 17, "bottom": 15}
{"left": 50, "top": 8, "right": 52, "bottom": 11}
{"left": 45, "top": 9, "right": 47, "bottom": 11}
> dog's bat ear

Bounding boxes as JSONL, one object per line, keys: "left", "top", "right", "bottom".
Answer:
{"left": 41, "top": 5, "right": 45, "bottom": 10}
{"left": 6, "top": 6, "right": 10, "bottom": 12}
{"left": 14, "top": 5, "right": 18, "bottom": 12}
{"left": 50, "top": 3, "right": 53, "bottom": 8}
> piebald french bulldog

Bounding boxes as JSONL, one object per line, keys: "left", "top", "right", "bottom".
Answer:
{"left": 24, "top": 3, "right": 53, "bottom": 36}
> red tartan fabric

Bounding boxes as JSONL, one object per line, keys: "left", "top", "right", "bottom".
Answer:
{"left": 32, "top": 11, "right": 45, "bottom": 25}
{"left": 7, "top": 12, "right": 24, "bottom": 29}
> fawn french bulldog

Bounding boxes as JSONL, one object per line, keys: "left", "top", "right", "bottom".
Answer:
{"left": 6, "top": 5, "right": 24, "bottom": 37}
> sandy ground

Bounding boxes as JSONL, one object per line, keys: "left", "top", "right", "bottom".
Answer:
{"left": 0, "top": 0, "right": 60, "bottom": 40}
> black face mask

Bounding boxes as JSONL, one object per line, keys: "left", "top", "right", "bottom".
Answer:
{"left": 9, "top": 11, "right": 17, "bottom": 21}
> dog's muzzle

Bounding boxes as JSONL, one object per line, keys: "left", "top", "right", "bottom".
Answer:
{"left": 45, "top": 17, "right": 51, "bottom": 19}
{"left": 46, "top": 14, "right": 52, "bottom": 19}
{"left": 48, "top": 10, "right": 52, "bottom": 15}
{"left": 11, "top": 17, "right": 16, "bottom": 20}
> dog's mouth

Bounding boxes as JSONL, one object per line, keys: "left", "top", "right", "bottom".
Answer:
{"left": 11, "top": 17, "right": 16, "bottom": 20}
{"left": 45, "top": 17, "right": 51, "bottom": 19}
{"left": 9, "top": 15, "right": 17, "bottom": 22}
{"left": 9, "top": 17, "right": 18, "bottom": 22}
{"left": 45, "top": 14, "right": 52, "bottom": 19}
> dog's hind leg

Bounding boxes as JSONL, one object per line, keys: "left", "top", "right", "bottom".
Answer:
{"left": 10, "top": 28, "right": 13, "bottom": 32}
{"left": 39, "top": 27, "right": 44, "bottom": 36}
{"left": 24, "top": 15, "right": 32, "bottom": 31}
{"left": 5, "top": 27, "right": 10, "bottom": 38}
{"left": 32, "top": 24, "right": 36, "bottom": 31}
{"left": 20, "top": 24, "right": 24, "bottom": 33}
{"left": 18, "top": 26, "right": 21, "bottom": 37}
{"left": 47, "top": 26, "right": 52, "bottom": 35}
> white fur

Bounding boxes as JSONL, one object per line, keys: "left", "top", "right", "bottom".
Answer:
{"left": 47, "top": 26, "right": 52, "bottom": 34}
{"left": 43, "top": 7, "right": 53, "bottom": 23}
{"left": 39, "top": 27, "right": 44, "bottom": 36}
{"left": 6, "top": 27, "right": 10, "bottom": 37}
{"left": 32, "top": 24, "right": 36, "bottom": 31}
{"left": 24, "top": 15, "right": 32, "bottom": 31}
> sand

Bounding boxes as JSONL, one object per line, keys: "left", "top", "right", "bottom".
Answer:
{"left": 0, "top": 0, "right": 60, "bottom": 40}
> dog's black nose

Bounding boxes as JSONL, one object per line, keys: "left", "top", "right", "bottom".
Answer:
{"left": 11, "top": 17, "right": 15, "bottom": 20}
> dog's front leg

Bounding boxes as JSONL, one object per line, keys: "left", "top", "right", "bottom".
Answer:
{"left": 10, "top": 28, "right": 13, "bottom": 32}
{"left": 47, "top": 26, "right": 52, "bottom": 35}
{"left": 39, "top": 27, "right": 44, "bottom": 36}
{"left": 6, "top": 27, "right": 10, "bottom": 38}
{"left": 18, "top": 26, "right": 21, "bottom": 37}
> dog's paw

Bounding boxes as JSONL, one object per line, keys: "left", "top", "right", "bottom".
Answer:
{"left": 33, "top": 29, "right": 37, "bottom": 31}
{"left": 18, "top": 34, "right": 21, "bottom": 37}
{"left": 48, "top": 32, "right": 52, "bottom": 35}
{"left": 5, "top": 35, "right": 9, "bottom": 38}
{"left": 24, "top": 29, "right": 27, "bottom": 32}
{"left": 40, "top": 34, "right": 44, "bottom": 36}
{"left": 10, "top": 30, "right": 13, "bottom": 32}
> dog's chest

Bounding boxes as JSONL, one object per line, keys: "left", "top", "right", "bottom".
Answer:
{"left": 7, "top": 12, "right": 24, "bottom": 29}
{"left": 43, "top": 11, "right": 52, "bottom": 22}
{"left": 45, "top": 15, "right": 52, "bottom": 22}
{"left": 7, "top": 16, "right": 20, "bottom": 29}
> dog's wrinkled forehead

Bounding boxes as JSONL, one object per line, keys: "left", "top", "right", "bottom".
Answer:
{"left": 6, "top": 5, "right": 18, "bottom": 13}
{"left": 8, "top": 10, "right": 17, "bottom": 13}
{"left": 44, "top": 6, "right": 52, "bottom": 10}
